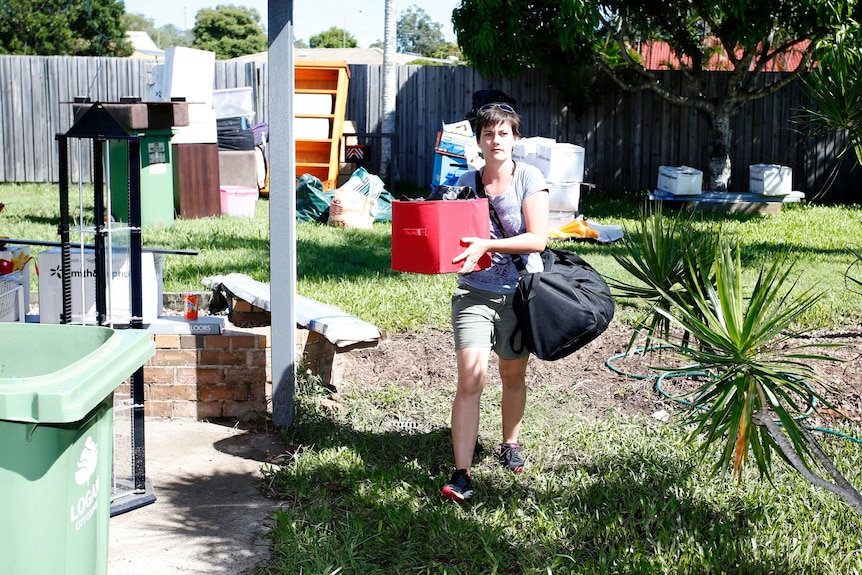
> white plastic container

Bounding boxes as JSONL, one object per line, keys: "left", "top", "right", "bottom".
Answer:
{"left": 513, "top": 137, "right": 555, "bottom": 168}
{"left": 212, "top": 87, "right": 254, "bottom": 120}
{"left": 535, "top": 142, "right": 585, "bottom": 182}
{"left": 548, "top": 182, "right": 581, "bottom": 211}
{"left": 657, "top": 166, "right": 703, "bottom": 195}
{"left": 750, "top": 164, "right": 792, "bottom": 196}
{"left": 220, "top": 185, "right": 258, "bottom": 217}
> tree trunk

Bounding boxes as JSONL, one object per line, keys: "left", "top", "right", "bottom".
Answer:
{"left": 706, "top": 108, "right": 734, "bottom": 193}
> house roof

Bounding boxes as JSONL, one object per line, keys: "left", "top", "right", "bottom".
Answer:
{"left": 126, "top": 31, "right": 164, "bottom": 60}
{"left": 636, "top": 40, "right": 809, "bottom": 72}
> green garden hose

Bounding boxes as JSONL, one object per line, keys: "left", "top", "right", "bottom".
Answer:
{"left": 605, "top": 348, "right": 862, "bottom": 445}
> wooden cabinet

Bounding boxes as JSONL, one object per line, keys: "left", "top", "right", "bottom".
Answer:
{"left": 294, "top": 62, "right": 350, "bottom": 191}
{"left": 172, "top": 143, "right": 221, "bottom": 219}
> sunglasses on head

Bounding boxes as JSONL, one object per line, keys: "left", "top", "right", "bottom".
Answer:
{"left": 478, "top": 103, "right": 516, "bottom": 114}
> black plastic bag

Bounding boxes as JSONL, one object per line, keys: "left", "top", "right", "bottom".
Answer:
{"left": 426, "top": 185, "right": 479, "bottom": 201}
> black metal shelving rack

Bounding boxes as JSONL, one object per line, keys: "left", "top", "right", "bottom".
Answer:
{"left": 57, "top": 102, "right": 154, "bottom": 515}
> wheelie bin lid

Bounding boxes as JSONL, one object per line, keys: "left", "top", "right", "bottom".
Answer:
{"left": 0, "top": 323, "right": 155, "bottom": 423}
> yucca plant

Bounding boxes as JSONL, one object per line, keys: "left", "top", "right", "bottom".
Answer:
{"left": 797, "top": 30, "right": 862, "bottom": 195}
{"left": 609, "top": 204, "right": 716, "bottom": 352}
{"left": 653, "top": 242, "right": 862, "bottom": 515}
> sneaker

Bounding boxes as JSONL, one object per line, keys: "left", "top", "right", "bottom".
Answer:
{"left": 441, "top": 469, "right": 473, "bottom": 501}
{"left": 498, "top": 443, "right": 524, "bottom": 472}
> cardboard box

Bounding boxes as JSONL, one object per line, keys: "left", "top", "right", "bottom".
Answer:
{"left": 750, "top": 164, "right": 792, "bottom": 196}
{"left": 548, "top": 182, "right": 581, "bottom": 212}
{"left": 535, "top": 142, "right": 585, "bottom": 182}
{"left": 37, "top": 248, "right": 163, "bottom": 324}
{"left": 392, "top": 199, "right": 492, "bottom": 274}
{"left": 431, "top": 152, "right": 470, "bottom": 188}
{"left": 657, "top": 166, "right": 703, "bottom": 195}
{"left": 150, "top": 47, "right": 216, "bottom": 105}
{"left": 435, "top": 130, "right": 479, "bottom": 158}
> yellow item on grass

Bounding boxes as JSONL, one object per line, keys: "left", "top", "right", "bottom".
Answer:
{"left": 549, "top": 218, "right": 600, "bottom": 239}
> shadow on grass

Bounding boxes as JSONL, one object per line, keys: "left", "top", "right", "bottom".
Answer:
{"left": 261, "top": 403, "right": 800, "bottom": 574}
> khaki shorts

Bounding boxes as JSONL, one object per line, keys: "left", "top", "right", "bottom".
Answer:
{"left": 451, "top": 285, "right": 528, "bottom": 360}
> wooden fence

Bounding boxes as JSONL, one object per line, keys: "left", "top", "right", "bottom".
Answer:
{"left": 0, "top": 54, "right": 857, "bottom": 201}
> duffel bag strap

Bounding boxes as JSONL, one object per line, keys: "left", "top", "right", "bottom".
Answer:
{"left": 474, "top": 171, "right": 528, "bottom": 274}
{"left": 475, "top": 171, "right": 530, "bottom": 355}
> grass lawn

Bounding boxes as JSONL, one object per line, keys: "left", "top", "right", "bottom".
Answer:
{"left": 2, "top": 183, "right": 862, "bottom": 332}
{"left": 3, "top": 182, "right": 862, "bottom": 573}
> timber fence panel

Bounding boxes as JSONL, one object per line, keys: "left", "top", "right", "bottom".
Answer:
{"left": 0, "top": 55, "right": 858, "bottom": 199}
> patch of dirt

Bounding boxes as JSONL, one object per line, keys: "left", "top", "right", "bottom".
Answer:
{"left": 337, "top": 322, "right": 862, "bottom": 427}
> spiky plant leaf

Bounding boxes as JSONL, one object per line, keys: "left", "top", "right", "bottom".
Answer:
{"left": 651, "top": 243, "right": 842, "bottom": 479}
{"left": 609, "top": 205, "right": 717, "bottom": 351}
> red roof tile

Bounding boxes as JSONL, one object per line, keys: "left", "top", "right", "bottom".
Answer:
{"left": 635, "top": 40, "right": 809, "bottom": 72}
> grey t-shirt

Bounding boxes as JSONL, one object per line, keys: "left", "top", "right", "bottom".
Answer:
{"left": 456, "top": 162, "right": 548, "bottom": 294}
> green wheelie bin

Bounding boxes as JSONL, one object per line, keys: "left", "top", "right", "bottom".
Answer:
{"left": 0, "top": 323, "right": 155, "bottom": 575}
{"left": 107, "top": 128, "right": 176, "bottom": 228}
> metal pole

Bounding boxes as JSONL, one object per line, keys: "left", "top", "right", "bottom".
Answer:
{"left": 268, "top": 0, "right": 297, "bottom": 427}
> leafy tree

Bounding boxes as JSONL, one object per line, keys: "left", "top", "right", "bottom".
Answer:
{"left": 453, "top": 0, "right": 853, "bottom": 193}
{"left": 152, "top": 24, "right": 193, "bottom": 49}
{"left": 309, "top": 27, "right": 357, "bottom": 49}
{"left": 192, "top": 4, "right": 267, "bottom": 59}
{"left": 397, "top": 5, "right": 446, "bottom": 57}
{"left": 122, "top": 14, "right": 192, "bottom": 49}
{"left": 432, "top": 40, "right": 462, "bottom": 61}
{"left": 0, "top": 0, "right": 132, "bottom": 56}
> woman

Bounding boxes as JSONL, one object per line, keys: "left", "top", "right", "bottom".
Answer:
{"left": 442, "top": 103, "right": 550, "bottom": 502}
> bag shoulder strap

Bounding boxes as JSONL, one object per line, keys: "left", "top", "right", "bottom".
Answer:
{"left": 475, "top": 170, "right": 527, "bottom": 273}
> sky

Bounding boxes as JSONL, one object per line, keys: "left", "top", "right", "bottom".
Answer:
{"left": 122, "top": 0, "right": 462, "bottom": 48}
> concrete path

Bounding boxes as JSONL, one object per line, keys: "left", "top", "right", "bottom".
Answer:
{"left": 108, "top": 419, "right": 287, "bottom": 575}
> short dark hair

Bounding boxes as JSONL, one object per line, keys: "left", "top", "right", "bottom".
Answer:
{"left": 474, "top": 103, "right": 522, "bottom": 140}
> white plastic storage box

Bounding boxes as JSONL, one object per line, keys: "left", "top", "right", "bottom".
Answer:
{"left": 220, "top": 185, "right": 258, "bottom": 217}
{"left": 657, "top": 166, "right": 703, "bottom": 195}
{"left": 548, "top": 182, "right": 581, "bottom": 212}
{"left": 513, "top": 137, "right": 555, "bottom": 168}
{"left": 535, "top": 142, "right": 585, "bottom": 182}
{"left": 750, "top": 164, "right": 792, "bottom": 196}
{"left": 37, "top": 248, "right": 163, "bottom": 324}
{"left": 0, "top": 276, "right": 25, "bottom": 322}
{"left": 212, "top": 87, "right": 254, "bottom": 120}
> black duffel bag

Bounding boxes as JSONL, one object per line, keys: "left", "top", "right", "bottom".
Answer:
{"left": 474, "top": 172, "right": 614, "bottom": 360}
{"left": 510, "top": 248, "right": 615, "bottom": 361}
